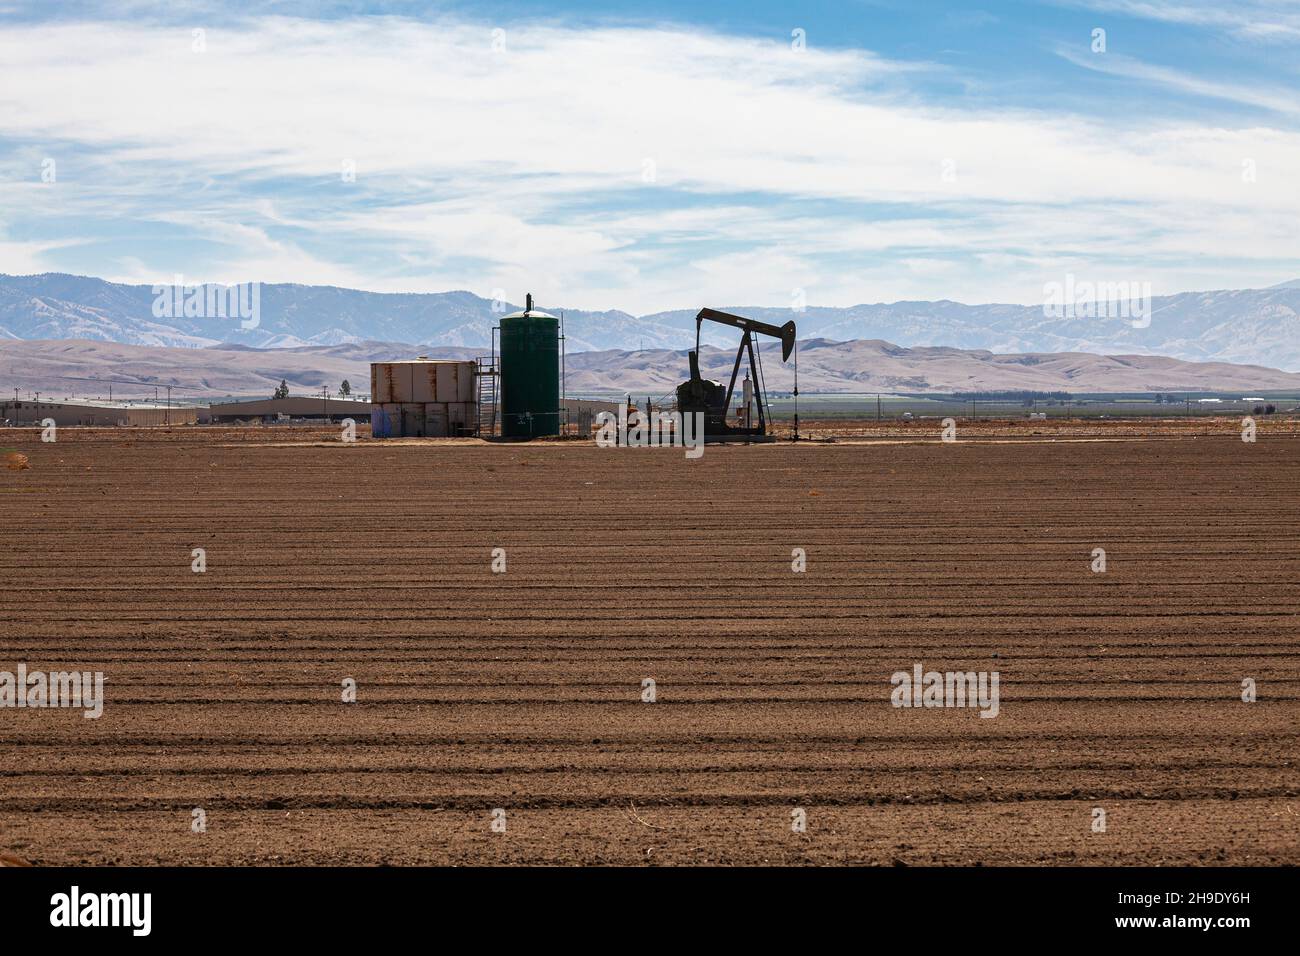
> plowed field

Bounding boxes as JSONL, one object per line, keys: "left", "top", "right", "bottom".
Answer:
{"left": 1, "top": 424, "right": 1296, "bottom": 865}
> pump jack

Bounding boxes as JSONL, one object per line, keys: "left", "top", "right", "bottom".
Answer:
{"left": 675, "top": 308, "right": 796, "bottom": 442}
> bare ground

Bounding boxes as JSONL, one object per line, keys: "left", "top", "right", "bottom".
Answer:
{"left": 0, "top": 422, "right": 1296, "bottom": 865}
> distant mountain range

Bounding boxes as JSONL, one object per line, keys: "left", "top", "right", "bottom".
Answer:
{"left": 6, "top": 337, "right": 1300, "bottom": 400}
{"left": 3, "top": 273, "right": 1300, "bottom": 370}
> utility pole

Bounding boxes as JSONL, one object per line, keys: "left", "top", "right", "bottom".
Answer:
{"left": 877, "top": 393, "right": 881, "bottom": 421}
{"left": 322, "top": 385, "right": 328, "bottom": 422}
{"left": 165, "top": 385, "right": 172, "bottom": 425}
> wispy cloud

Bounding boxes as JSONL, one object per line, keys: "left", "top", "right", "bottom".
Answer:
{"left": 1055, "top": 44, "right": 1300, "bottom": 115}
{"left": 1065, "top": 1, "right": 1300, "bottom": 42}
{"left": 0, "top": 10, "right": 1297, "bottom": 310}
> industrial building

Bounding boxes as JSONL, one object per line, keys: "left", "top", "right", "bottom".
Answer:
{"left": 364, "top": 296, "right": 639, "bottom": 441}
{"left": 367, "top": 295, "right": 573, "bottom": 440}
{"left": 370, "top": 358, "right": 478, "bottom": 437}
{"left": 1, "top": 398, "right": 198, "bottom": 426}
{"left": 199, "top": 396, "right": 373, "bottom": 424}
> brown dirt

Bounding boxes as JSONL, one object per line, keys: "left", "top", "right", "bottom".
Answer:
{"left": 0, "top": 423, "right": 1296, "bottom": 865}
{"left": 783, "top": 415, "right": 1300, "bottom": 441}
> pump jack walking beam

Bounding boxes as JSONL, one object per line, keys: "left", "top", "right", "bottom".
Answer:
{"left": 695, "top": 308, "right": 797, "bottom": 361}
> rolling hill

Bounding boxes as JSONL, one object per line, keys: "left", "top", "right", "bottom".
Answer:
{"left": 6, "top": 337, "right": 1300, "bottom": 401}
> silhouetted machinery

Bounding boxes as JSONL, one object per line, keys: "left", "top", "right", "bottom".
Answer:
{"left": 675, "top": 307, "right": 796, "bottom": 442}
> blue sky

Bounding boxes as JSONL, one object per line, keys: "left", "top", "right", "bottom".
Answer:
{"left": 0, "top": 0, "right": 1297, "bottom": 313}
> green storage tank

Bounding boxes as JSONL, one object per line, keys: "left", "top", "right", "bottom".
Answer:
{"left": 499, "top": 293, "right": 560, "bottom": 438}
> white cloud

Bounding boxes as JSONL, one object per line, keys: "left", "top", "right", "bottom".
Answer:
{"left": 0, "top": 14, "right": 1297, "bottom": 310}
{"left": 0, "top": 238, "right": 86, "bottom": 274}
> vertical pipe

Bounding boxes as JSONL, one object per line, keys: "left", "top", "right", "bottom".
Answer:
{"left": 561, "top": 311, "right": 566, "bottom": 436}
{"left": 785, "top": 343, "right": 795, "bottom": 442}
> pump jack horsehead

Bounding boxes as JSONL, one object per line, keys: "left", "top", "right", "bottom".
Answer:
{"left": 675, "top": 308, "right": 796, "bottom": 443}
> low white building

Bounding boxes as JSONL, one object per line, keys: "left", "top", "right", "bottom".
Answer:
{"left": 1, "top": 398, "right": 198, "bottom": 426}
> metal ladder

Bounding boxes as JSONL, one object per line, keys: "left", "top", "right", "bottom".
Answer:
{"left": 475, "top": 355, "right": 498, "bottom": 437}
